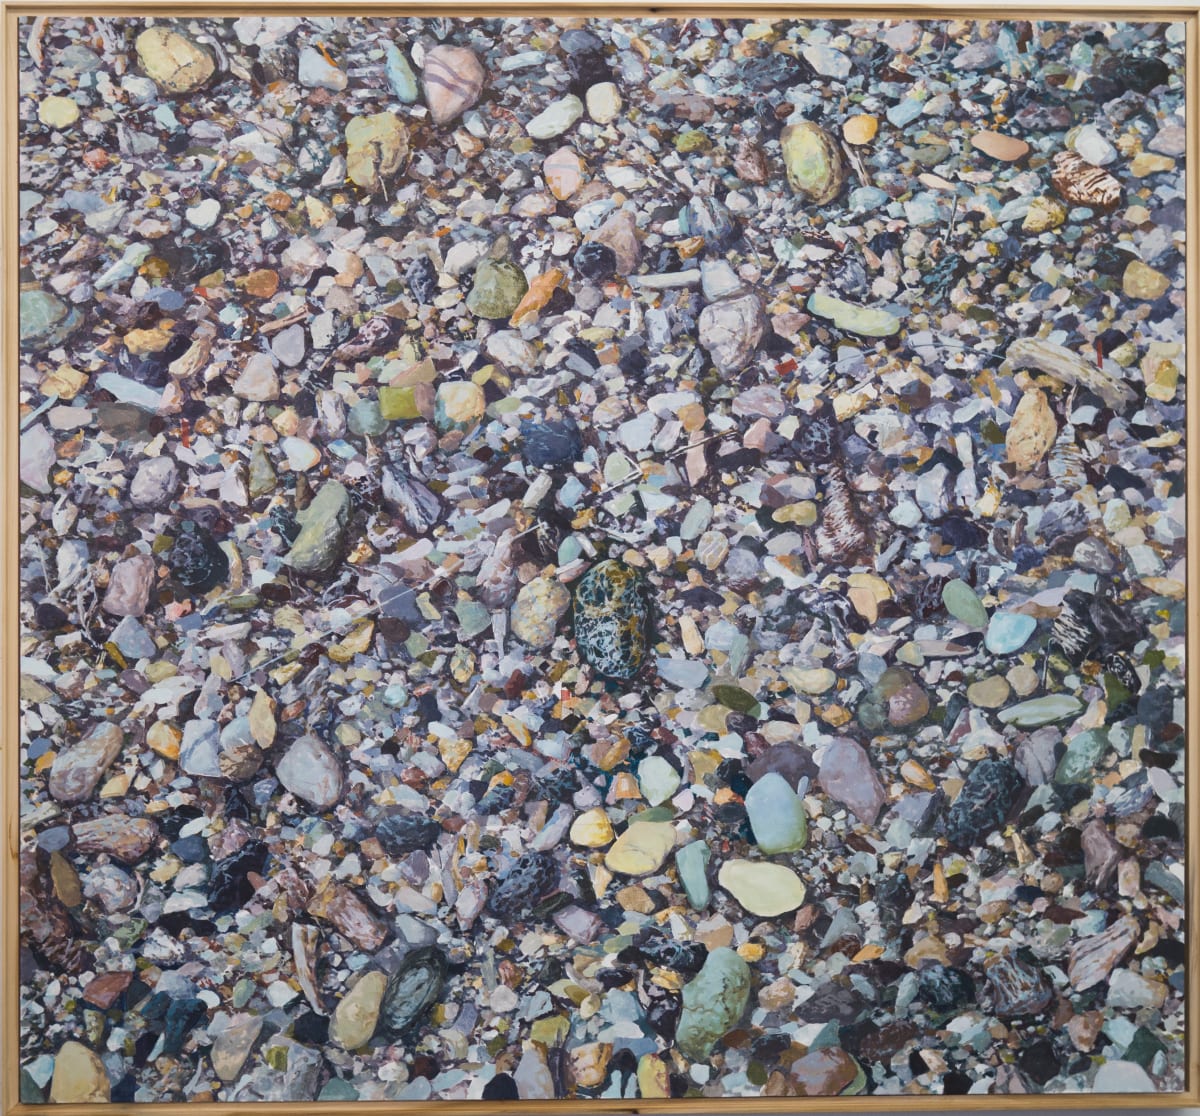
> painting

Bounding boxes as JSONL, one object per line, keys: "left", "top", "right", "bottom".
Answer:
{"left": 10, "top": 7, "right": 1192, "bottom": 1108}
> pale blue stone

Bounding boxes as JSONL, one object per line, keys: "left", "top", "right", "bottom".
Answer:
{"left": 744, "top": 772, "right": 808, "bottom": 854}
{"left": 848, "top": 186, "right": 890, "bottom": 212}
{"left": 385, "top": 44, "right": 420, "bottom": 103}
{"left": 655, "top": 656, "right": 708, "bottom": 689}
{"left": 985, "top": 612, "right": 1037, "bottom": 655}
{"left": 675, "top": 841, "right": 711, "bottom": 909}
{"left": 887, "top": 97, "right": 925, "bottom": 127}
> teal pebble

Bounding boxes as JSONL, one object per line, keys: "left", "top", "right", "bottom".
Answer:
{"left": 385, "top": 44, "right": 420, "bottom": 103}
{"left": 348, "top": 399, "right": 388, "bottom": 436}
{"left": 676, "top": 947, "right": 751, "bottom": 1060}
{"left": 675, "top": 841, "right": 711, "bottom": 909}
{"left": 985, "top": 611, "right": 1037, "bottom": 655}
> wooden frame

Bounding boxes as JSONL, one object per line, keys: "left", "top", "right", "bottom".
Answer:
{"left": 3, "top": 2, "right": 1197, "bottom": 1110}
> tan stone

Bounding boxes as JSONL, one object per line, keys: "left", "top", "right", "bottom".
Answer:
{"left": 49, "top": 1041, "right": 110, "bottom": 1103}
{"left": 330, "top": 970, "right": 388, "bottom": 1050}
{"left": 972, "top": 131, "right": 1030, "bottom": 161}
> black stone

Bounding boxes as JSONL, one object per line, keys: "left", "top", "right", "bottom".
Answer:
{"left": 521, "top": 417, "right": 584, "bottom": 468}
{"left": 566, "top": 48, "right": 613, "bottom": 94}
{"left": 293, "top": 1010, "right": 329, "bottom": 1044}
{"left": 162, "top": 997, "right": 207, "bottom": 1055}
{"left": 1109, "top": 54, "right": 1171, "bottom": 94}
{"left": 917, "top": 964, "right": 976, "bottom": 1012}
{"left": 793, "top": 409, "right": 840, "bottom": 464}
{"left": 875, "top": 874, "right": 914, "bottom": 930}
{"left": 482, "top": 1073, "right": 519, "bottom": 1101}
{"left": 944, "top": 757, "right": 1023, "bottom": 848}
{"left": 376, "top": 813, "right": 442, "bottom": 858}
{"left": 1016, "top": 1037, "right": 1060, "bottom": 1086}
{"left": 169, "top": 520, "right": 229, "bottom": 593}
{"left": 574, "top": 241, "right": 617, "bottom": 281}
{"left": 379, "top": 947, "right": 447, "bottom": 1037}
{"left": 619, "top": 936, "right": 706, "bottom": 974}
{"left": 532, "top": 765, "right": 579, "bottom": 805}
{"left": 487, "top": 851, "right": 560, "bottom": 919}
{"left": 207, "top": 839, "right": 268, "bottom": 914}
{"left": 169, "top": 835, "right": 209, "bottom": 864}
{"left": 34, "top": 602, "right": 69, "bottom": 630}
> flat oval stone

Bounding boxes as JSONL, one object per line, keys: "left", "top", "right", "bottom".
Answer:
{"left": 135, "top": 28, "right": 215, "bottom": 94}
{"left": 573, "top": 560, "right": 651, "bottom": 681}
{"left": 941, "top": 578, "right": 988, "bottom": 627}
{"left": 569, "top": 807, "right": 615, "bottom": 848}
{"left": 780, "top": 120, "right": 846, "bottom": 204}
{"left": 717, "top": 860, "right": 807, "bottom": 916}
{"left": 998, "top": 694, "right": 1084, "bottom": 727}
{"left": 330, "top": 970, "right": 388, "bottom": 1050}
{"left": 510, "top": 577, "right": 571, "bottom": 649}
{"left": 49, "top": 722, "right": 124, "bottom": 804}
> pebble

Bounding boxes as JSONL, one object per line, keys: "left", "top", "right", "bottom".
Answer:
{"left": 676, "top": 948, "right": 751, "bottom": 1059}
{"left": 941, "top": 578, "right": 988, "bottom": 627}
{"left": 585, "top": 82, "right": 622, "bottom": 124}
{"left": 788, "top": 1047, "right": 861, "bottom": 1095}
{"left": 780, "top": 121, "right": 847, "bottom": 204}
{"left": 675, "top": 841, "right": 711, "bottom": 909}
{"left": 604, "top": 820, "right": 675, "bottom": 876}
{"left": 569, "top": 808, "right": 614, "bottom": 847}
{"left": 344, "top": 112, "right": 409, "bottom": 192}
{"left": 698, "top": 293, "right": 765, "bottom": 375}
{"left": 718, "top": 860, "right": 807, "bottom": 917}
{"left": 276, "top": 734, "right": 344, "bottom": 808}
{"left": 38, "top": 95, "right": 79, "bottom": 129}
{"left": 48, "top": 722, "right": 123, "bottom": 804}
{"left": 744, "top": 772, "right": 808, "bottom": 853}
{"left": 298, "top": 45, "right": 347, "bottom": 91}
{"left": 101, "top": 555, "right": 156, "bottom": 617}
{"left": 466, "top": 258, "right": 528, "bottom": 319}
{"left": 284, "top": 481, "right": 352, "bottom": 575}
{"left": 637, "top": 756, "right": 681, "bottom": 806}
{"left": 130, "top": 456, "right": 179, "bottom": 508}
{"left": 422, "top": 46, "right": 486, "bottom": 125}
{"left": 818, "top": 737, "right": 886, "bottom": 824}
{"left": 985, "top": 611, "right": 1037, "bottom": 655}
{"left": 135, "top": 28, "right": 215, "bottom": 93}
{"left": 543, "top": 146, "right": 584, "bottom": 199}
{"left": 573, "top": 560, "right": 650, "bottom": 681}
{"left": 527, "top": 95, "right": 584, "bottom": 140}
{"left": 330, "top": 970, "right": 388, "bottom": 1050}
{"left": 971, "top": 131, "right": 1030, "bottom": 161}
{"left": 49, "top": 1042, "right": 109, "bottom": 1103}
{"left": 807, "top": 290, "right": 902, "bottom": 337}
{"left": 510, "top": 577, "right": 570, "bottom": 648}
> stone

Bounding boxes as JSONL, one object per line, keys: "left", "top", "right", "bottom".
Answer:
{"left": 510, "top": 577, "right": 571, "bottom": 649}
{"left": 1056, "top": 728, "right": 1110, "bottom": 785}
{"left": 20, "top": 289, "right": 81, "bottom": 347}
{"left": 543, "top": 146, "right": 584, "bottom": 200}
{"left": 72, "top": 815, "right": 158, "bottom": 863}
{"left": 888, "top": 682, "right": 930, "bottom": 726}
{"left": 941, "top": 578, "right": 988, "bottom": 627}
{"left": 984, "top": 953, "right": 1053, "bottom": 1017}
{"left": 527, "top": 95, "right": 584, "bottom": 140}
{"left": 971, "top": 130, "right": 1030, "bottom": 161}
{"left": 378, "top": 947, "right": 446, "bottom": 1036}
{"left": 276, "top": 734, "right": 344, "bottom": 808}
{"left": 818, "top": 737, "right": 886, "bottom": 824}
{"left": 212, "top": 1014, "right": 263, "bottom": 1082}
{"left": 985, "top": 612, "right": 1037, "bottom": 655}
{"left": 514, "top": 1042, "right": 555, "bottom": 1099}
{"left": 945, "top": 758, "right": 1023, "bottom": 848}
{"left": 718, "top": 860, "right": 807, "bottom": 917}
{"left": 637, "top": 756, "right": 681, "bottom": 806}
{"left": 1092, "top": 1061, "right": 1157, "bottom": 1093}
{"left": 1071, "top": 123, "right": 1116, "bottom": 166}
{"left": 39, "top": 95, "right": 80, "bottom": 129}
{"left": 466, "top": 258, "right": 529, "bottom": 319}
{"left": 330, "top": 970, "right": 388, "bottom": 1050}
{"left": 1002, "top": 336, "right": 1135, "bottom": 409}
{"left": 592, "top": 210, "right": 642, "bottom": 274}
{"left": 1123, "top": 260, "right": 1170, "bottom": 301}
{"left": 780, "top": 121, "right": 847, "bottom": 204}
{"left": 1068, "top": 916, "right": 1140, "bottom": 991}
{"left": 285, "top": 481, "right": 352, "bottom": 575}
{"left": 807, "top": 291, "right": 902, "bottom": 337}
{"left": 298, "top": 45, "right": 346, "bottom": 91}
{"left": 130, "top": 455, "right": 179, "bottom": 508}
{"left": 585, "top": 82, "right": 622, "bottom": 123}
{"left": 1006, "top": 388, "right": 1057, "bottom": 472}
{"left": 48, "top": 722, "right": 123, "bottom": 804}
{"left": 1107, "top": 970, "right": 1167, "bottom": 1011}
{"left": 1022, "top": 196, "right": 1068, "bottom": 233}
{"left": 345, "top": 112, "right": 410, "bottom": 193}
{"left": 744, "top": 772, "right": 807, "bottom": 854}
{"left": 967, "top": 675, "right": 1010, "bottom": 709}
{"left": 20, "top": 425, "right": 56, "bottom": 494}
{"left": 135, "top": 27, "right": 215, "bottom": 93}
{"left": 102, "top": 554, "right": 156, "bottom": 617}
{"left": 385, "top": 44, "right": 419, "bottom": 103}
{"left": 49, "top": 1041, "right": 109, "bottom": 1103}
{"left": 422, "top": 46, "right": 486, "bottom": 126}
{"left": 788, "top": 1047, "right": 861, "bottom": 1095}
{"left": 676, "top": 947, "right": 751, "bottom": 1059}
{"left": 675, "top": 841, "right": 711, "bottom": 909}
{"left": 186, "top": 198, "right": 221, "bottom": 230}
{"left": 998, "top": 694, "right": 1084, "bottom": 727}
{"left": 573, "top": 560, "right": 651, "bottom": 681}
{"left": 232, "top": 353, "right": 279, "bottom": 401}
{"left": 434, "top": 380, "right": 486, "bottom": 434}
{"left": 843, "top": 115, "right": 878, "bottom": 145}
{"left": 569, "top": 807, "right": 614, "bottom": 847}
{"left": 698, "top": 293, "right": 764, "bottom": 376}
{"left": 604, "top": 820, "right": 675, "bottom": 876}
{"left": 1082, "top": 819, "right": 1121, "bottom": 888}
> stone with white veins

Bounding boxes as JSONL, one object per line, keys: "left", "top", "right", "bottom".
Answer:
{"left": 48, "top": 722, "right": 124, "bottom": 803}
{"left": 698, "top": 293, "right": 765, "bottom": 375}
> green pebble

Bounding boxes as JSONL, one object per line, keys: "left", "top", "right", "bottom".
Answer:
{"left": 378, "top": 386, "right": 419, "bottom": 420}
{"left": 941, "top": 578, "right": 989, "bottom": 627}
{"left": 349, "top": 399, "right": 388, "bottom": 435}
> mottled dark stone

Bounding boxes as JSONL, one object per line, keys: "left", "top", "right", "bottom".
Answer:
{"left": 379, "top": 946, "right": 447, "bottom": 1037}
{"left": 944, "top": 758, "right": 1023, "bottom": 848}
{"left": 376, "top": 813, "right": 441, "bottom": 858}
{"left": 488, "top": 851, "right": 560, "bottom": 919}
{"left": 207, "top": 839, "right": 268, "bottom": 914}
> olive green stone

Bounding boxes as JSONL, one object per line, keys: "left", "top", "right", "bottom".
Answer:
{"left": 465, "top": 258, "right": 528, "bottom": 319}
{"left": 780, "top": 121, "right": 847, "bottom": 205}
